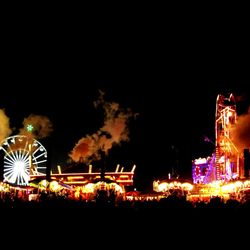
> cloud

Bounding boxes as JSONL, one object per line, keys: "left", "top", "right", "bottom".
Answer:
{"left": 0, "top": 109, "right": 12, "bottom": 142}
{"left": 231, "top": 107, "right": 250, "bottom": 152}
{"left": 69, "top": 91, "right": 134, "bottom": 164}
{"left": 19, "top": 114, "right": 53, "bottom": 139}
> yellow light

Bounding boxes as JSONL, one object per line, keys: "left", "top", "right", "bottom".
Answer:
{"left": 64, "top": 181, "right": 88, "bottom": 184}
{"left": 89, "top": 165, "right": 92, "bottom": 173}
{"left": 67, "top": 176, "right": 84, "bottom": 180}
{"left": 131, "top": 165, "right": 136, "bottom": 173}
{"left": 57, "top": 165, "right": 62, "bottom": 174}
{"left": 115, "top": 164, "right": 120, "bottom": 172}
{"left": 119, "top": 175, "right": 129, "bottom": 178}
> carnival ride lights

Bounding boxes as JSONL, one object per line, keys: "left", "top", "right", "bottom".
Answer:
{"left": 153, "top": 180, "right": 193, "bottom": 194}
{"left": 215, "top": 93, "right": 240, "bottom": 181}
{"left": 187, "top": 179, "right": 250, "bottom": 201}
{"left": 192, "top": 93, "right": 242, "bottom": 184}
{"left": 192, "top": 156, "right": 215, "bottom": 184}
{"left": 0, "top": 135, "right": 47, "bottom": 186}
{"left": 0, "top": 130, "right": 134, "bottom": 200}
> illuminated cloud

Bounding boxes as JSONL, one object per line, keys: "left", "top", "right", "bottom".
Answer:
{"left": 19, "top": 114, "right": 53, "bottom": 139}
{"left": 69, "top": 91, "right": 134, "bottom": 164}
{"left": 0, "top": 109, "right": 12, "bottom": 142}
{"left": 231, "top": 106, "right": 250, "bottom": 152}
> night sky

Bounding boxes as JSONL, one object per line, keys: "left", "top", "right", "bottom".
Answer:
{"left": 1, "top": 16, "right": 250, "bottom": 191}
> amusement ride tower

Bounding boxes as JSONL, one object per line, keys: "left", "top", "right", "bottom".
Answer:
{"left": 215, "top": 93, "right": 241, "bottom": 181}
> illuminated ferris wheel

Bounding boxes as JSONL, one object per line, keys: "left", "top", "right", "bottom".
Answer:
{"left": 0, "top": 135, "right": 47, "bottom": 186}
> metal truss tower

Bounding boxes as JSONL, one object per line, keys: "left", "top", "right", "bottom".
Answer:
{"left": 215, "top": 93, "right": 240, "bottom": 181}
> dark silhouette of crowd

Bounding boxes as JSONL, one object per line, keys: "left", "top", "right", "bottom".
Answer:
{"left": 1, "top": 189, "right": 250, "bottom": 215}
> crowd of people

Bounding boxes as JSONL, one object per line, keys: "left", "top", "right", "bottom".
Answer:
{"left": 1, "top": 186, "right": 250, "bottom": 213}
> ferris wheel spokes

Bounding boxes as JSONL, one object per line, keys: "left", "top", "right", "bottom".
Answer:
{"left": 0, "top": 135, "right": 48, "bottom": 186}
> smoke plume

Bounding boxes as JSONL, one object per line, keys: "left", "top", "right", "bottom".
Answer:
{"left": 231, "top": 107, "right": 250, "bottom": 152}
{"left": 0, "top": 109, "right": 12, "bottom": 142}
{"left": 69, "top": 91, "right": 134, "bottom": 164}
{"left": 19, "top": 114, "right": 53, "bottom": 139}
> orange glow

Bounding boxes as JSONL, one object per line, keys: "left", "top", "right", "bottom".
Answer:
{"left": 64, "top": 181, "right": 88, "bottom": 184}
{"left": 119, "top": 175, "right": 129, "bottom": 178}
{"left": 67, "top": 176, "right": 84, "bottom": 180}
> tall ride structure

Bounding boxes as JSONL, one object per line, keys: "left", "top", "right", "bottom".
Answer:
{"left": 215, "top": 93, "right": 241, "bottom": 181}
{"left": 192, "top": 93, "right": 244, "bottom": 184}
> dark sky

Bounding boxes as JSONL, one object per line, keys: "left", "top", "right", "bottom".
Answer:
{"left": 1, "top": 15, "right": 250, "bottom": 191}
